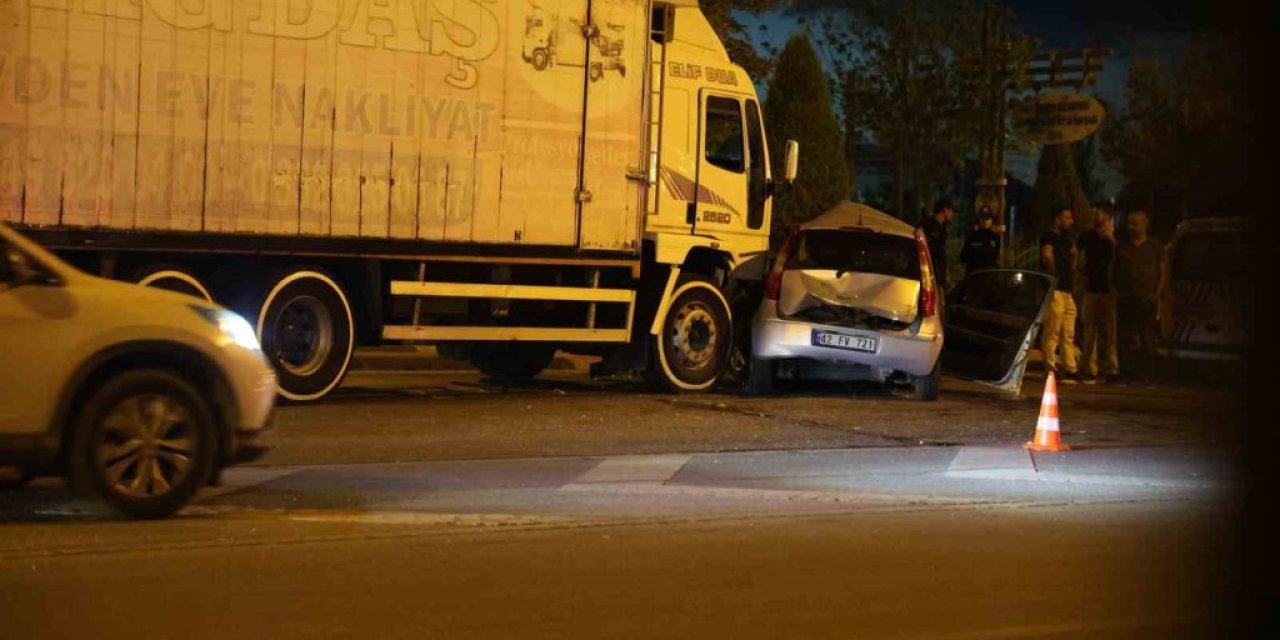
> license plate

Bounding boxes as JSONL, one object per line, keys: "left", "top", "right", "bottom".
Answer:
{"left": 811, "top": 330, "right": 879, "bottom": 353}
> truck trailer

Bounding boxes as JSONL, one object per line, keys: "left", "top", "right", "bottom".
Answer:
{"left": 0, "top": 0, "right": 797, "bottom": 400}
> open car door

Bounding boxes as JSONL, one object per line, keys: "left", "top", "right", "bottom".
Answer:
{"left": 941, "top": 270, "right": 1056, "bottom": 397}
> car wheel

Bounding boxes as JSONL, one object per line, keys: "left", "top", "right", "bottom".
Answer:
{"left": 650, "top": 276, "right": 733, "bottom": 392}
{"left": 470, "top": 343, "right": 557, "bottom": 382}
{"left": 257, "top": 269, "right": 354, "bottom": 402}
{"left": 717, "top": 288, "right": 757, "bottom": 390}
{"left": 910, "top": 361, "right": 941, "bottom": 402}
{"left": 67, "top": 369, "right": 217, "bottom": 519}
{"left": 744, "top": 357, "right": 775, "bottom": 395}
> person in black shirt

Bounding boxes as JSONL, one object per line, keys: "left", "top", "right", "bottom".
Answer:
{"left": 1039, "top": 206, "right": 1080, "bottom": 382}
{"left": 918, "top": 199, "right": 955, "bottom": 291}
{"left": 1076, "top": 205, "right": 1118, "bottom": 383}
{"left": 960, "top": 206, "right": 1001, "bottom": 275}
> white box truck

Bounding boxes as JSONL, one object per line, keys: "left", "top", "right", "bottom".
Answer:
{"left": 1, "top": 0, "right": 797, "bottom": 400}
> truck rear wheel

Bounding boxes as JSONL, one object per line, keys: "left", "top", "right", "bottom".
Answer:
{"left": 133, "top": 265, "right": 213, "bottom": 303}
{"left": 257, "top": 269, "right": 354, "bottom": 402}
{"left": 470, "top": 343, "right": 557, "bottom": 382}
{"left": 650, "top": 276, "right": 732, "bottom": 392}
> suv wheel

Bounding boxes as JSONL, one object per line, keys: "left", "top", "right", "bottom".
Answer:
{"left": 67, "top": 370, "right": 217, "bottom": 519}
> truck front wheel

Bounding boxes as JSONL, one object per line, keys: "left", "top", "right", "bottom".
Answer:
{"left": 650, "top": 276, "right": 732, "bottom": 392}
{"left": 257, "top": 269, "right": 354, "bottom": 402}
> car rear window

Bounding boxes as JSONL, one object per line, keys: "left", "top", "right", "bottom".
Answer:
{"left": 784, "top": 229, "right": 920, "bottom": 280}
{"left": 1172, "top": 232, "right": 1245, "bottom": 281}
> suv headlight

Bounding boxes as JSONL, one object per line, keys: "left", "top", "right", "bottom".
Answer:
{"left": 191, "top": 305, "right": 262, "bottom": 351}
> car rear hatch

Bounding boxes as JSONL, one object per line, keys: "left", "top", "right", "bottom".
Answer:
{"left": 776, "top": 228, "right": 922, "bottom": 331}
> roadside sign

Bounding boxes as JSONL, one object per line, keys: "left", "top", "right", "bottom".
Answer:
{"left": 1011, "top": 91, "right": 1105, "bottom": 144}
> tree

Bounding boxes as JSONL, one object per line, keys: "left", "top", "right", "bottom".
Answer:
{"left": 1072, "top": 134, "right": 1104, "bottom": 204}
{"left": 1029, "top": 144, "right": 1092, "bottom": 240}
{"left": 700, "top": 0, "right": 786, "bottom": 78}
{"left": 763, "top": 33, "right": 851, "bottom": 225}
{"left": 1102, "top": 39, "right": 1247, "bottom": 233}
{"left": 842, "top": 68, "right": 861, "bottom": 200}
{"left": 832, "top": 0, "right": 1031, "bottom": 220}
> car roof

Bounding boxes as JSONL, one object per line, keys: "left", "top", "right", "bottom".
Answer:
{"left": 800, "top": 201, "right": 917, "bottom": 238}
{"left": 1172, "top": 216, "right": 1245, "bottom": 235}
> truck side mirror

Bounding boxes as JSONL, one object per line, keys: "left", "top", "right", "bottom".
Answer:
{"left": 782, "top": 140, "right": 799, "bottom": 184}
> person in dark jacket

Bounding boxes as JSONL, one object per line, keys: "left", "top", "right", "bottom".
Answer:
{"left": 919, "top": 199, "right": 955, "bottom": 290}
{"left": 960, "top": 206, "right": 1001, "bottom": 275}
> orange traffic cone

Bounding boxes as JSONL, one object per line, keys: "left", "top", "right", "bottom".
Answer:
{"left": 1025, "top": 370, "right": 1071, "bottom": 452}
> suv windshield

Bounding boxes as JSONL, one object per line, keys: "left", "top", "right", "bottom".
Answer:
{"left": 784, "top": 229, "right": 920, "bottom": 280}
{"left": 1172, "top": 232, "right": 1245, "bottom": 281}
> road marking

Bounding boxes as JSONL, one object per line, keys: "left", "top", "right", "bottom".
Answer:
{"left": 945, "top": 446, "right": 1039, "bottom": 481}
{"left": 566, "top": 454, "right": 691, "bottom": 485}
{"left": 942, "top": 446, "right": 1226, "bottom": 488}
{"left": 899, "top": 615, "right": 1196, "bottom": 639}
{"left": 559, "top": 482, "right": 984, "bottom": 506}
{"left": 280, "top": 510, "right": 576, "bottom": 527}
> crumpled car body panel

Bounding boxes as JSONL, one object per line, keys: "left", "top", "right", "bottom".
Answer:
{"left": 778, "top": 270, "right": 921, "bottom": 325}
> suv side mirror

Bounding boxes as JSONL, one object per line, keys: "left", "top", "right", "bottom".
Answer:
{"left": 1, "top": 243, "right": 60, "bottom": 288}
{"left": 782, "top": 140, "right": 799, "bottom": 184}
{"left": 0, "top": 246, "right": 15, "bottom": 285}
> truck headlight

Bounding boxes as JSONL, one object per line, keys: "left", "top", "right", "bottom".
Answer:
{"left": 191, "top": 305, "right": 262, "bottom": 351}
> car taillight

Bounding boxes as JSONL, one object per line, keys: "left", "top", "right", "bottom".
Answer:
{"left": 764, "top": 236, "right": 794, "bottom": 301}
{"left": 915, "top": 231, "right": 936, "bottom": 317}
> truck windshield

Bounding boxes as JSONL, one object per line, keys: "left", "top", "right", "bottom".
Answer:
{"left": 785, "top": 229, "right": 921, "bottom": 280}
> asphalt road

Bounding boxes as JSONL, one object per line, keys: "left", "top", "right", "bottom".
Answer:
{"left": 0, "top": 364, "right": 1245, "bottom": 638}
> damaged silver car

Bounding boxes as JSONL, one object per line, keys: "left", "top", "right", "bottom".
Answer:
{"left": 747, "top": 202, "right": 1056, "bottom": 401}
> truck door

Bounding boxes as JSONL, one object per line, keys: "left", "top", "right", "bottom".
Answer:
{"left": 940, "top": 270, "right": 1057, "bottom": 397}
{"left": 577, "top": 0, "right": 648, "bottom": 251}
{"left": 691, "top": 93, "right": 749, "bottom": 236}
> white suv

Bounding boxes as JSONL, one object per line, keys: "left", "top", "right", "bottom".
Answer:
{"left": 0, "top": 223, "right": 276, "bottom": 519}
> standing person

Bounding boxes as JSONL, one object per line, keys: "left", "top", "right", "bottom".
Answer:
{"left": 1039, "top": 206, "right": 1080, "bottom": 383}
{"left": 919, "top": 199, "right": 955, "bottom": 291}
{"left": 960, "top": 206, "right": 1001, "bottom": 275}
{"left": 1115, "top": 210, "right": 1166, "bottom": 385}
{"left": 1076, "top": 204, "right": 1119, "bottom": 384}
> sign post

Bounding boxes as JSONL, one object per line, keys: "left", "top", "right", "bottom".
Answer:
{"left": 1006, "top": 47, "right": 1111, "bottom": 251}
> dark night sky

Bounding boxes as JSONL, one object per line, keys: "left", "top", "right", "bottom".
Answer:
{"left": 744, "top": 1, "right": 1231, "bottom": 197}
{"left": 1005, "top": 0, "right": 1221, "bottom": 51}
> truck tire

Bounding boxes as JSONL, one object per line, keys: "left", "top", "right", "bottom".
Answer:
{"left": 257, "top": 269, "right": 354, "bottom": 402}
{"left": 470, "top": 343, "right": 557, "bottom": 382}
{"left": 650, "top": 276, "right": 732, "bottom": 392}
{"left": 133, "top": 265, "right": 213, "bottom": 303}
{"left": 66, "top": 369, "right": 217, "bottom": 520}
